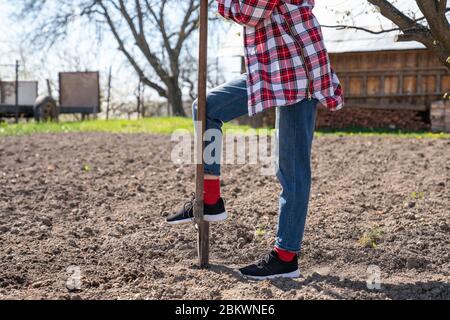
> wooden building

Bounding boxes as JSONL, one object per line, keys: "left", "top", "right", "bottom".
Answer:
{"left": 330, "top": 49, "right": 449, "bottom": 112}
{"left": 321, "top": 27, "right": 450, "bottom": 130}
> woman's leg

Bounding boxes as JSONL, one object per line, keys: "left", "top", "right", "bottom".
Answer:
{"left": 167, "top": 74, "right": 249, "bottom": 225}
{"left": 238, "top": 99, "right": 317, "bottom": 279}
{"left": 192, "top": 73, "right": 249, "bottom": 176}
{"left": 275, "top": 99, "right": 318, "bottom": 253}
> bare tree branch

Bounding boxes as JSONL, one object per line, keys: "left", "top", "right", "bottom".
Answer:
{"left": 330, "top": 1, "right": 450, "bottom": 68}
{"left": 13, "top": 0, "right": 222, "bottom": 116}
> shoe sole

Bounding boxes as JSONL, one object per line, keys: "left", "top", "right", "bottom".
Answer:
{"left": 204, "top": 211, "right": 228, "bottom": 222}
{"left": 166, "top": 211, "right": 228, "bottom": 225}
{"left": 239, "top": 269, "right": 300, "bottom": 281}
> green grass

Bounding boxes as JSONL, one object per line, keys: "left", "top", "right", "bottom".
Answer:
{"left": 0, "top": 117, "right": 449, "bottom": 139}
{"left": 359, "top": 226, "right": 384, "bottom": 249}
{"left": 314, "top": 127, "right": 450, "bottom": 139}
{"left": 0, "top": 117, "right": 250, "bottom": 136}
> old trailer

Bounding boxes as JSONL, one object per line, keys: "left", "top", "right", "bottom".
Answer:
{"left": 0, "top": 80, "right": 39, "bottom": 118}
{"left": 58, "top": 71, "right": 101, "bottom": 116}
{"left": 0, "top": 68, "right": 100, "bottom": 122}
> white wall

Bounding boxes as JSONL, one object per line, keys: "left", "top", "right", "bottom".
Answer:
{"left": 0, "top": 81, "right": 38, "bottom": 106}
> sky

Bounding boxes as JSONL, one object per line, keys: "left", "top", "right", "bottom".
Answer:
{"left": 0, "top": 0, "right": 426, "bottom": 105}
{"left": 0, "top": 1, "right": 136, "bottom": 103}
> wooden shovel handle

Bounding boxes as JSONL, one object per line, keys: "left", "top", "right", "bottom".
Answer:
{"left": 195, "top": 0, "right": 210, "bottom": 269}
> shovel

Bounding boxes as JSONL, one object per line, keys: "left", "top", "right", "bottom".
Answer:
{"left": 194, "top": 0, "right": 210, "bottom": 269}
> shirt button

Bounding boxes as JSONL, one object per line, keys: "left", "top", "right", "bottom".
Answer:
{"left": 249, "top": 47, "right": 257, "bottom": 55}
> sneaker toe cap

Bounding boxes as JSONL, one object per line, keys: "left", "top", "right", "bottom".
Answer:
{"left": 238, "top": 264, "right": 258, "bottom": 276}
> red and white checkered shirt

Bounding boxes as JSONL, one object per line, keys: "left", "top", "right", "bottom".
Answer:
{"left": 217, "top": 0, "right": 344, "bottom": 116}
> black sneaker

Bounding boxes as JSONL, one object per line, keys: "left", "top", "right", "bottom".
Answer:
{"left": 239, "top": 250, "right": 300, "bottom": 280}
{"left": 166, "top": 194, "right": 228, "bottom": 225}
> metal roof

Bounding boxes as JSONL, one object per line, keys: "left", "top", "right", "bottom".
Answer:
{"left": 217, "top": 25, "right": 425, "bottom": 58}
{"left": 323, "top": 28, "right": 425, "bottom": 53}
{"left": 218, "top": 25, "right": 244, "bottom": 57}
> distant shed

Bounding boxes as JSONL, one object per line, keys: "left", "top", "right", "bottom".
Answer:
{"left": 324, "top": 28, "right": 450, "bottom": 112}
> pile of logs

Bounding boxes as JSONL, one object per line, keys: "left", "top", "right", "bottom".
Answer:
{"left": 237, "top": 105, "right": 431, "bottom": 131}
{"left": 315, "top": 107, "right": 430, "bottom": 131}
{"left": 430, "top": 100, "right": 450, "bottom": 132}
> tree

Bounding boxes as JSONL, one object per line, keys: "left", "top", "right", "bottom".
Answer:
{"left": 324, "top": 0, "right": 450, "bottom": 68}
{"left": 15, "top": 0, "right": 215, "bottom": 116}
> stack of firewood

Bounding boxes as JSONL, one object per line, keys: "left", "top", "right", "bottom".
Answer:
{"left": 315, "top": 107, "right": 430, "bottom": 131}
{"left": 430, "top": 100, "right": 450, "bottom": 133}
{"left": 236, "top": 104, "right": 438, "bottom": 131}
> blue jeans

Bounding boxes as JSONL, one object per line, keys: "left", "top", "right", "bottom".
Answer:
{"left": 192, "top": 73, "right": 317, "bottom": 253}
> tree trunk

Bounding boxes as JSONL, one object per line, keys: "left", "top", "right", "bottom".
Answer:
{"left": 167, "top": 81, "right": 186, "bottom": 117}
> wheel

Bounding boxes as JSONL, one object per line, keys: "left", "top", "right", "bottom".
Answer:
{"left": 33, "top": 96, "right": 58, "bottom": 122}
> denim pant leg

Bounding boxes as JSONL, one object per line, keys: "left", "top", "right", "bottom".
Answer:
{"left": 192, "top": 73, "right": 249, "bottom": 176}
{"left": 275, "top": 99, "right": 318, "bottom": 253}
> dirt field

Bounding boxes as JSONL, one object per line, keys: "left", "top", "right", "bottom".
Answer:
{"left": 0, "top": 133, "right": 449, "bottom": 300}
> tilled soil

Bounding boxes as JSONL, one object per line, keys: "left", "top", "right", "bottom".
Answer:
{"left": 0, "top": 133, "right": 449, "bottom": 300}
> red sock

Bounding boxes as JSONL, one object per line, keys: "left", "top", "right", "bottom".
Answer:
{"left": 274, "top": 246, "right": 296, "bottom": 262}
{"left": 204, "top": 179, "right": 220, "bottom": 205}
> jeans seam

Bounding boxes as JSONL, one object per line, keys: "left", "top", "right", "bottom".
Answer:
{"left": 287, "top": 108, "right": 298, "bottom": 248}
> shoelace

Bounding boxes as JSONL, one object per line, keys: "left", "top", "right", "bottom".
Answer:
{"left": 256, "top": 252, "right": 273, "bottom": 268}
{"left": 185, "top": 193, "right": 203, "bottom": 227}
{"left": 183, "top": 193, "right": 196, "bottom": 213}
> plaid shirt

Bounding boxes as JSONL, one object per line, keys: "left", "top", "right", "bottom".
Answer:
{"left": 217, "top": 0, "right": 344, "bottom": 116}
